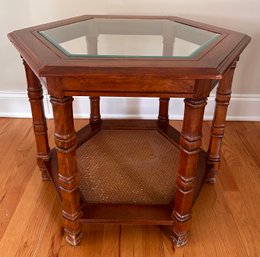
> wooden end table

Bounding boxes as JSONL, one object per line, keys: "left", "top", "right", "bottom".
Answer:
{"left": 8, "top": 15, "right": 250, "bottom": 247}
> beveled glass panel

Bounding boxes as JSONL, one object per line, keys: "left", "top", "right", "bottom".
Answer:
{"left": 39, "top": 18, "right": 220, "bottom": 58}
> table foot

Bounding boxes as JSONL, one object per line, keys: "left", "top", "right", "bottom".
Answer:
{"left": 160, "top": 225, "right": 189, "bottom": 248}
{"left": 41, "top": 170, "right": 50, "bottom": 181}
{"left": 37, "top": 158, "right": 51, "bottom": 181}
{"left": 171, "top": 229, "right": 189, "bottom": 247}
{"left": 65, "top": 230, "right": 83, "bottom": 246}
{"left": 204, "top": 177, "right": 216, "bottom": 184}
{"left": 204, "top": 167, "right": 217, "bottom": 184}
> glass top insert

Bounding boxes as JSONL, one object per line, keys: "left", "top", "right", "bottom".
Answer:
{"left": 39, "top": 18, "right": 220, "bottom": 58}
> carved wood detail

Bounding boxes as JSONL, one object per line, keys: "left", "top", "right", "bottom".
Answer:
{"left": 171, "top": 98, "right": 207, "bottom": 246}
{"left": 89, "top": 96, "right": 101, "bottom": 124}
{"left": 205, "top": 62, "right": 237, "bottom": 183}
{"left": 50, "top": 96, "right": 82, "bottom": 246}
{"left": 158, "top": 97, "right": 170, "bottom": 125}
{"left": 23, "top": 61, "right": 50, "bottom": 180}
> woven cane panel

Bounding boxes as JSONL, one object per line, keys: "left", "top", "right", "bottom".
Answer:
{"left": 76, "top": 130, "right": 179, "bottom": 205}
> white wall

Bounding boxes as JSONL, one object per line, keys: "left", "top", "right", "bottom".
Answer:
{"left": 1, "top": 0, "right": 260, "bottom": 120}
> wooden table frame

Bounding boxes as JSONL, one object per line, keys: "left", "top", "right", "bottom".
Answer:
{"left": 8, "top": 15, "right": 250, "bottom": 247}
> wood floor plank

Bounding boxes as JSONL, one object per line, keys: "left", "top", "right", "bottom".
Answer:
{"left": 101, "top": 225, "right": 120, "bottom": 257}
{"left": 120, "top": 225, "right": 136, "bottom": 257}
{"left": 189, "top": 185, "right": 248, "bottom": 257}
{"left": 0, "top": 118, "right": 259, "bottom": 257}
{"left": 219, "top": 123, "right": 260, "bottom": 257}
{"left": 13, "top": 183, "right": 56, "bottom": 257}
{"left": 0, "top": 119, "right": 38, "bottom": 240}
{"left": 36, "top": 197, "right": 64, "bottom": 257}
{"left": 0, "top": 169, "right": 50, "bottom": 257}
{"left": 141, "top": 226, "right": 165, "bottom": 257}
{"left": 121, "top": 225, "right": 165, "bottom": 257}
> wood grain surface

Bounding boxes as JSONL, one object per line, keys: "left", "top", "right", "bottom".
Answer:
{"left": 0, "top": 118, "right": 259, "bottom": 257}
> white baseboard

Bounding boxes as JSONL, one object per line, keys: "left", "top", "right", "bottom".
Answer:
{"left": 0, "top": 91, "right": 51, "bottom": 118}
{"left": 0, "top": 91, "right": 260, "bottom": 121}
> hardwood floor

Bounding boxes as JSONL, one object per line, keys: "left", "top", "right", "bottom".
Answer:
{"left": 0, "top": 118, "right": 259, "bottom": 257}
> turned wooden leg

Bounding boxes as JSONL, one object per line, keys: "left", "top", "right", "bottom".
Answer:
{"left": 51, "top": 96, "right": 82, "bottom": 246}
{"left": 89, "top": 96, "right": 101, "bottom": 124}
{"left": 171, "top": 98, "right": 207, "bottom": 247}
{"left": 205, "top": 63, "right": 236, "bottom": 184}
{"left": 23, "top": 61, "right": 50, "bottom": 180}
{"left": 158, "top": 98, "right": 170, "bottom": 125}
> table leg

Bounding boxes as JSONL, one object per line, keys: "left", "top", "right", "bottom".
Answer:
{"left": 23, "top": 61, "right": 50, "bottom": 180}
{"left": 158, "top": 98, "right": 170, "bottom": 125}
{"left": 89, "top": 96, "right": 101, "bottom": 124}
{"left": 171, "top": 98, "right": 207, "bottom": 247}
{"left": 51, "top": 96, "right": 82, "bottom": 246}
{"left": 205, "top": 63, "right": 236, "bottom": 184}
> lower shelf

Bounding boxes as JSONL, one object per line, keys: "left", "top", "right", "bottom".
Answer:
{"left": 44, "top": 119, "right": 207, "bottom": 224}
{"left": 81, "top": 203, "right": 174, "bottom": 225}
{"left": 77, "top": 129, "right": 179, "bottom": 205}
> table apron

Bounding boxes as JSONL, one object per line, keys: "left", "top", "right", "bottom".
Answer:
{"left": 61, "top": 77, "right": 196, "bottom": 97}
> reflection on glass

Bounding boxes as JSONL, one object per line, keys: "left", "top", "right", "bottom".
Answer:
{"left": 39, "top": 18, "right": 220, "bottom": 58}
